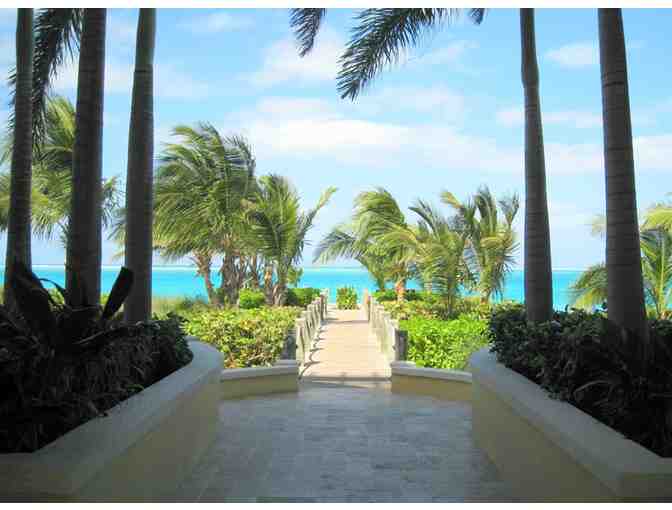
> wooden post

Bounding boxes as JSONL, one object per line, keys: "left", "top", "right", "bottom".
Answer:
{"left": 395, "top": 329, "right": 408, "bottom": 361}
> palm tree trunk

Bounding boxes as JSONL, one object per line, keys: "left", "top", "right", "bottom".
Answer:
{"left": 66, "top": 8, "right": 106, "bottom": 306}
{"left": 3, "top": 8, "right": 33, "bottom": 311}
{"left": 394, "top": 278, "right": 406, "bottom": 302}
{"left": 194, "top": 251, "right": 218, "bottom": 305}
{"left": 598, "top": 8, "right": 648, "bottom": 340}
{"left": 520, "top": 8, "right": 553, "bottom": 323}
{"left": 124, "top": 8, "right": 155, "bottom": 323}
{"left": 263, "top": 261, "right": 274, "bottom": 305}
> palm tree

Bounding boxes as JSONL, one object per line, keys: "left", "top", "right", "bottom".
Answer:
{"left": 291, "top": 8, "right": 553, "bottom": 322}
{"left": 598, "top": 8, "right": 647, "bottom": 339}
{"left": 0, "top": 96, "right": 120, "bottom": 251}
{"left": 152, "top": 124, "right": 256, "bottom": 306}
{"left": 249, "top": 175, "right": 335, "bottom": 306}
{"left": 124, "top": 8, "right": 156, "bottom": 323}
{"left": 3, "top": 9, "right": 33, "bottom": 310}
{"left": 66, "top": 8, "right": 107, "bottom": 306}
{"left": 442, "top": 186, "right": 520, "bottom": 303}
{"left": 313, "top": 223, "right": 391, "bottom": 291}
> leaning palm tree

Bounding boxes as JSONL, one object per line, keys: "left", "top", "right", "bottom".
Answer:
{"left": 3, "top": 9, "right": 34, "bottom": 310}
{"left": 313, "top": 223, "right": 391, "bottom": 291}
{"left": 442, "top": 186, "right": 520, "bottom": 303}
{"left": 66, "top": 8, "right": 107, "bottom": 306}
{"left": 249, "top": 175, "right": 336, "bottom": 306}
{"left": 598, "top": 8, "right": 648, "bottom": 339}
{"left": 152, "top": 124, "right": 256, "bottom": 306}
{"left": 291, "top": 7, "right": 553, "bottom": 322}
{"left": 124, "top": 8, "right": 156, "bottom": 323}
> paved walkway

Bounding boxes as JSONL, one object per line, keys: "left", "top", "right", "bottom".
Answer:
{"left": 168, "top": 384, "right": 514, "bottom": 502}
{"left": 301, "top": 307, "right": 391, "bottom": 386}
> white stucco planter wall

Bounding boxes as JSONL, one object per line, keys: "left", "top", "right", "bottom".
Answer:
{"left": 470, "top": 348, "right": 672, "bottom": 502}
{"left": 390, "top": 361, "right": 472, "bottom": 401}
{"left": 220, "top": 359, "right": 300, "bottom": 399}
{"left": 0, "top": 340, "right": 221, "bottom": 502}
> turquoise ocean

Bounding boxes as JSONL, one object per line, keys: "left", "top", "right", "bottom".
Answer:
{"left": 1, "top": 265, "right": 582, "bottom": 310}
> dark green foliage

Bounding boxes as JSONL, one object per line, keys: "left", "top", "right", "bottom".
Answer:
{"left": 382, "top": 295, "right": 497, "bottom": 321}
{"left": 489, "top": 304, "right": 672, "bottom": 457}
{"left": 400, "top": 315, "right": 490, "bottom": 370}
{"left": 286, "top": 287, "right": 321, "bottom": 308}
{"left": 337, "top": 286, "right": 357, "bottom": 309}
{"left": 238, "top": 289, "right": 265, "bottom": 309}
{"left": 373, "top": 288, "right": 424, "bottom": 302}
{"left": 0, "top": 262, "right": 192, "bottom": 452}
{"left": 183, "top": 307, "right": 301, "bottom": 368}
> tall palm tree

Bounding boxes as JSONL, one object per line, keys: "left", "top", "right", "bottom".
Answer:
{"left": 442, "top": 186, "right": 520, "bottom": 303}
{"left": 598, "top": 8, "right": 647, "bottom": 339}
{"left": 520, "top": 8, "right": 552, "bottom": 322}
{"left": 291, "top": 8, "right": 553, "bottom": 322}
{"left": 0, "top": 96, "right": 120, "bottom": 250}
{"left": 3, "top": 9, "right": 34, "bottom": 311}
{"left": 249, "top": 175, "right": 335, "bottom": 306}
{"left": 124, "top": 8, "right": 156, "bottom": 323}
{"left": 152, "top": 124, "right": 256, "bottom": 305}
{"left": 66, "top": 8, "right": 106, "bottom": 306}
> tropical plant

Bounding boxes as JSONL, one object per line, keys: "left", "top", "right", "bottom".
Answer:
{"left": 336, "top": 286, "right": 358, "bottom": 309}
{"left": 3, "top": 9, "right": 34, "bottom": 311}
{"left": 598, "top": 8, "right": 648, "bottom": 339}
{"left": 401, "top": 315, "right": 490, "bottom": 370}
{"left": 442, "top": 186, "right": 519, "bottom": 303}
{"left": 286, "top": 287, "right": 321, "bottom": 308}
{"left": 66, "top": 8, "right": 107, "bottom": 306}
{"left": 182, "top": 306, "right": 301, "bottom": 368}
{"left": 124, "top": 8, "right": 156, "bottom": 323}
{"left": 0, "top": 96, "right": 121, "bottom": 249}
{"left": 151, "top": 124, "right": 257, "bottom": 306}
{"left": 0, "top": 261, "right": 192, "bottom": 453}
{"left": 248, "top": 175, "right": 335, "bottom": 306}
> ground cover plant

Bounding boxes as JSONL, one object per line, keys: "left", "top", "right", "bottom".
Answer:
{"left": 182, "top": 306, "right": 301, "bottom": 368}
{"left": 0, "top": 263, "right": 192, "bottom": 453}
{"left": 337, "top": 286, "right": 357, "bottom": 309}
{"left": 489, "top": 303, "right": 672, "bottom": 457}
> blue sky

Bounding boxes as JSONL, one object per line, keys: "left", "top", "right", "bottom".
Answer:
{"left": 0, "top": 8, "right": 670, "bottom": 269}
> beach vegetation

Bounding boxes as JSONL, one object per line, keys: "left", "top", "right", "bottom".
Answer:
{"left": 336, "top": 286, "right": 358, "bottom": 309}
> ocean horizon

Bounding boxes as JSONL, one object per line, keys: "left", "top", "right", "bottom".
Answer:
{"left": 0, "top": 265, "right": 584, "bottom": 309}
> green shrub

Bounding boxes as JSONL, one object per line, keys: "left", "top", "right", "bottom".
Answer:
{"left": 238, "top": 289, "right": 266, "bottom": 309}
{"left": 401, "top": 315, "right": 490, "bottom": 370}
{"left": 489, "top": 304, "right": 672, "bottom": 457}
{"left": 336, "top": 286, "right": 358, "bottom": 309}
{"left": 286, "top": 287, "right": 321, "bottom": 308}
{"left": 373, "top": 289, "right": 424, "bottom": 302}
{"left": 183, "top": 306, "right": 301, "bottom": 368}
{"left": 0, "top": 263, "right": 192, "bottom": 453}
{"left": 151, "top": 295, "right": 209, "bottom": 317}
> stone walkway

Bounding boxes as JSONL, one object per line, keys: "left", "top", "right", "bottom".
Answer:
{"left": 168, "top": 383, "right": 515, "bottom": 502}
{"left": 301, "top": 307, "right": 391, "bottom": 386}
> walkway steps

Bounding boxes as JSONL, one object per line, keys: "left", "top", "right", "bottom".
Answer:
{"left": 301, "top": 307, "right": 391, "bottom": 386}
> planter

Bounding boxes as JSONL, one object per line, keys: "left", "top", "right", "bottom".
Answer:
{"left": 0, "top": 340, "right": 221, "bottom": 502}
{"left": 470, "top": 348, "right": 672, "bottom": 502}
{"left": 220, "top": 360, "right": 300, "bottom": 399}
{"left": 390, "top": 361, "right": 472, "bottom": 401}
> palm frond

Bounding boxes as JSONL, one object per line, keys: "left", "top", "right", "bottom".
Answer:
{"left": 569, "top": 263, "right": 607, "bottom": 310}
{"left": 290, "top": 8, "right": 327, "bottom": 57}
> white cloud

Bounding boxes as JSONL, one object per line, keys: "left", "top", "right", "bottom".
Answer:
{"left": 359, "top": 85, "right": 467, "bottom": 119}
{"left": 546, "top": 42, "right": 598, "bottom": 68}
{"left": 412, "top": 39, "right": 478, "bottom": 68}
{"left": 52, "top": 59, "right": 211, "bottom": 99}
{"left": 496, "top": 107, "right": 601, "bottom": 129}
{"left": 495, "top": 107, "right": 524, "bottom": 127}
{"left": 179, "top": 11, "right": 251, "bottom": 34}
{"left": 245, "top": 29, "right": 343, "bottom": 88}
{"left": 107, "top": 13, "right": 138, "bottom": 50}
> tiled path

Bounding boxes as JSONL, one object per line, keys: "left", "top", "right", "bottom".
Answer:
{"left": 301, "top": 307, "right": 391, "bottom": 385}
{"left": 169, "top": 383, "right": 515, "bottom": 502}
